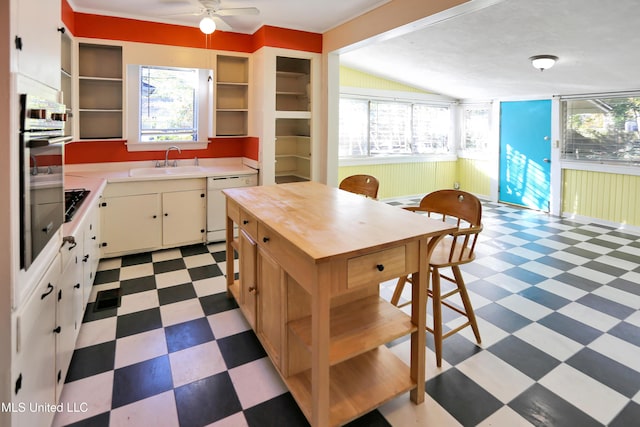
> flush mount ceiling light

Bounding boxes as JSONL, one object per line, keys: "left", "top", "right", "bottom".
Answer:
{"left": 529, "top": 55, "right": 559, "bottom": 71}
{"left": 199, "top": 16, "right": 216, "bottom": 34}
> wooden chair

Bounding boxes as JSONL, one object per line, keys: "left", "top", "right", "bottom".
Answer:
{"left": 390, "top": 189, "right": 483, "bottom": 367}
{"left": 339, "top": 174, "right": 380, "bottom": 199}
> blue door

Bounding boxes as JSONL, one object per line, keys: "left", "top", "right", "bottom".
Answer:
{"left": 499, "top": 100, "right": 552, "bottom": 211}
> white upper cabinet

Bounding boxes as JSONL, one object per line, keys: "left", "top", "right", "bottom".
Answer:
{"left": 15, "top": 0, "right": 62, "bottom": 90}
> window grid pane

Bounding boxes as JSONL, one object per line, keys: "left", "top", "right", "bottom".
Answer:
{"left": 370, "top": 101, "right": 412, "bottom": 155}
{"left": 339, "top": 98, "right": 369, "bottom": 156}
{"left": 140, "top": 66, "right": 198, "bottom": 142}
{"left": 461, "top": 106, "right": 491, "bottom": 151}
{"left": 562, "top": 96, "right": 640, "bottom": 163}
{"left": 412, "top": 104, "right": 450, "bottom": 154}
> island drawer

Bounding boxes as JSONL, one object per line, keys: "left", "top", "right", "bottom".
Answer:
{"left": 239, "top": 209, "right": 258, "bottom": 240}
{"left": 347, "top": 245, "right": 406, "bottom": 289}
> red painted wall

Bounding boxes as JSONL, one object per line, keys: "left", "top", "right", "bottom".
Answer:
{"left": 60, "top": 0, "right": 319, "bottom": 164}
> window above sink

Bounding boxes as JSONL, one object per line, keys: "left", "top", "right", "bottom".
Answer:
{"left": 126, "top": 65, "right": 212, "bottom": 152}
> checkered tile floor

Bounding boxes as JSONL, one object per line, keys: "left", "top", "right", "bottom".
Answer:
{"left": 53, "top": 199, "right": 640, "bottom": 427}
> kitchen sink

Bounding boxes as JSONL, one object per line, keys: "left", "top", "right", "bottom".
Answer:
{"left": 129, "top": 165, "right": 205, "bottom": 177}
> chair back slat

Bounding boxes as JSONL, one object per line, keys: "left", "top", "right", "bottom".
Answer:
{"left": 339, "top": 174, "right": 380, "bottom": 199}
{"left": 413, "top": 190, "right": 483, "bottom": 266}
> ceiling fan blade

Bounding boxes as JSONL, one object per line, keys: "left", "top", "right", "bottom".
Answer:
{"left": 212, "top": 15, "right": 233, "bottom": 31}
{"left": 216, "top": 7, "right": 259, "bottom": 16}
{"left": 162, "top": 11, "right": 205, "bottom": 17}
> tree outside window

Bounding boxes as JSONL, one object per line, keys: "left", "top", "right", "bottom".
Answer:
{"left": 139, "top": 66, "right": 198, "bottom": 142}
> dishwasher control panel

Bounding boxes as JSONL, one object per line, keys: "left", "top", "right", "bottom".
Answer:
{"left": 207, "top": 174, "right": 258, "bottom": 190}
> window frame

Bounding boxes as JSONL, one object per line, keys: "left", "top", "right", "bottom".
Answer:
{"left": 338, "top": 88, "right": 457, "bottom": 163}
{"left": 560, "top": 91, "right": 640, "bottom": 166}
{"left": 126, "top": 64, "right": 212, "bottom": 152}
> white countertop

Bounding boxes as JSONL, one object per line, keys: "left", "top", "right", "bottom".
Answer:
{"left": 62, "top": 157, "right": 259, "bottom": 237}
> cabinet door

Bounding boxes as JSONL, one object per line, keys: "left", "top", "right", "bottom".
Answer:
{"left": 13, "top": 255, "right": 59, "bottom": 427}
{"left": 101, "top": 194, "right": 161, "bottom": 255}
{"left": 56, "top": 256, "right": 82, "bottom": 402}
{"left": 82, "top": 201, "right": 101, "bottom": 305}
{"left": 239, "top": 230, "right": 257, "bottom": 328}
{"left": 257, "top": 246, "right": 283, "bottom": 368}
{"left": 162, "top": 190, "right": 206, "bottom": 247}
{"left": 15, "top": 0, "right": 61, "bottom": 89}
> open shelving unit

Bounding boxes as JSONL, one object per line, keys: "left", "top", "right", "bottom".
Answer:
{"left": 215, "top": 55, "right": 249, "bottom": 137}
{"left": 275, "top": 56, "right": 312, "bottom": 184}
{"left": 77, "top": 43, "right": 123, "bottom": 140}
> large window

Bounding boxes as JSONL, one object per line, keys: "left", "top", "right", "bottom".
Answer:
{"left": 562, "top": 94, "right": 640, "bottom": 164}
{"left": 127, "top": 65, "right": 211, "bottom": 149}
{"left": 339, "top": 97, "right": 452, "bottom": 157}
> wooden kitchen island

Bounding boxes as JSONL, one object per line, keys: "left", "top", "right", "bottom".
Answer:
{"left": 223, "top": 182, "right": 455, "bottom": 426}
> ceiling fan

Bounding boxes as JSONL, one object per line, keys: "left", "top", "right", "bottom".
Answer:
{"left": 165, "top": 0, "right": 259, "bottom": 33}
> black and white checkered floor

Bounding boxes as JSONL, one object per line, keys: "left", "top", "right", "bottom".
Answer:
{"left": 53, "top": 199, "right": 640, "bottom": 427}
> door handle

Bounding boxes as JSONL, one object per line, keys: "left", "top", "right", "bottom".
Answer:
{"left": 543, "top": 158, "right": 551, "bottom": 163}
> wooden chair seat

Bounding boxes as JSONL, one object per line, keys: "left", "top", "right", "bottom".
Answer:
{"left": 390, "top": 189, "right": 483, "bottom": 367}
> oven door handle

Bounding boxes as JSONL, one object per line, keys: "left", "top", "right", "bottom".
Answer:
{"left": 26, "top": 135, "right": 73, "bottom": 148}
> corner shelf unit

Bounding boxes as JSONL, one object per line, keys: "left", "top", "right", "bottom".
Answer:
{"left": 215, "top": 55, "right": 249, "bottom": 137}
{"left": 275, "top": 56, "right": 312, "bottom": 184}
{"left": 77, "top": 43, "right": 123, "bottom": 140}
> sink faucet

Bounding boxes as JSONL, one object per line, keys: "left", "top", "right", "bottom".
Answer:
{"left": 164, "top": 146, "right": 181, "bottom": 167}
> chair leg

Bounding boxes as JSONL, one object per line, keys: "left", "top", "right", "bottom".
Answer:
{"left": 391, "top": 275, "right": 408, "bottom": 306}
{"left": 431, "top": 267, "right": 443, "bottom": 367}
{"left": 452, "top": 266, "right": 481, "bottom": 344}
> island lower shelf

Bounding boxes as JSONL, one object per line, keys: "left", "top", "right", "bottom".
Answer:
{"left": 285, "top": 346, "right": 416, "bottom": 426}
{"left": 288, "top": 295, "right": 417, "bottom": 365}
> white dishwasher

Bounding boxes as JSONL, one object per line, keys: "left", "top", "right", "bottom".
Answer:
{"left": 207, "top": 174, "right": 258, "bottom": 242}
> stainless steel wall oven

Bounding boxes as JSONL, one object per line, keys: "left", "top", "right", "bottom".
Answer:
{"left": 19, "top": 94, "right": 72, "bottom": 269}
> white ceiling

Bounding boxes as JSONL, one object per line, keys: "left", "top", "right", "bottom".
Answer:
{"left": 67, "top": 0, "right": 390, "bottom": 34}
{"left": 68, "top": 0, "right": 640, "bottom": 100}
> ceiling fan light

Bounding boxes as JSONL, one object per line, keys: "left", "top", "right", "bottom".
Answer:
{"left": 529, "top": 55, "right": 558, "bottom": 71}
{"left": 199, "top": 16, "right": 216, "bottom": 34}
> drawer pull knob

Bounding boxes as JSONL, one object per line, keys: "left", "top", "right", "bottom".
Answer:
{"left": 243, "top": 220, "right": 249, "bottom": 224}
{"left": 248, "top": 286, "right": 256, "bottom": 292}
{"left": 263, "top": 237, "right": 270, "bottom": 243}
{"left": 376, "top": 264, "right": 385, "bottom": 272}
{"left": 53, "top": 326, "right": 61, "bottom": 334}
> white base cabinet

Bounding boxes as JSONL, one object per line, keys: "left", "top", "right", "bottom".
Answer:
{"left": 55, "top": 196, "right": 102, "bottom": 400}
{"left": 12, "top": 254, "right": 60, "bottom": 427}
{"left": 101, "top": 179, "right": 206, "bottom": 257}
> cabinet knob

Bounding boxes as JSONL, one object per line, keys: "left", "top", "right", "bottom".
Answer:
{"left": 83, "top": 254, "right": 90, "bottom": 262}
{"left": 376, "top": 264, "right": 385, "bottom": 272}
{"left": 248, "top": 286, "right": 256, "bottom": 293}
{"left": 164, "top": 213, "right": 168, "bottom": 217}
{"left": 153, "top": 215, "right": 157, "bottom": 219}
{"left": 74, "top": 283, "right": 80, "bottom": 289}
{"left": 262, "top": 237, "right": 270, "bottom": 243}
{"left": 53, "top": 326, "right": 61, "bottom": 334}
{"left": 243, "top": 220, "right": 249, "bottom": 225}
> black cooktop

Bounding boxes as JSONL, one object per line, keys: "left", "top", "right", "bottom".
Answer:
{"left": 65, "top": 189, "right": 90, "bottom": 223}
